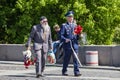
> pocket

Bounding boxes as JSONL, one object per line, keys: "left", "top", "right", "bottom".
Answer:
{"left": 34, "top": 43, "right": 42, "bottom": 50}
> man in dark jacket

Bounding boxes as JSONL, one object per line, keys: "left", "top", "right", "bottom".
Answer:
{"left": 60, "top": 11, "right": 81, "bottom": 76}
{"left": 26, "top": 16, "right": 52, "bottom": 78}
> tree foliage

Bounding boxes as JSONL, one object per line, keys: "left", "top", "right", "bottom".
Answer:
{"left": 0, "top": 0, "right": 120, "bottom": 44}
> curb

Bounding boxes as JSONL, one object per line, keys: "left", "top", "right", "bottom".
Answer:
{"left": 47, "top": 64, "right": 120, "bottom": 71}
{"left": 0, "top": 61, "right": 120, "bottom": 71}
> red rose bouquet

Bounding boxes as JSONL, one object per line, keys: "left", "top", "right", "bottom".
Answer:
{"left": 74, "top": 25, "right": 83, "bottom": 34}
{"left": 23, "top": 50, "right": 36, "bottom": 69}
{"left": 24, "top": 56, "right": 36, "bottom": 69}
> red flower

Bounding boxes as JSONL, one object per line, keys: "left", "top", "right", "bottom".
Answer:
{"left": 24, "top": 57, "right": 36, "bottom": 69}
{"left": 74, "top": 25, "right": 83, "bottom": 34}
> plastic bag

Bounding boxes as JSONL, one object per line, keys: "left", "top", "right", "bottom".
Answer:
{"left": 47, "top": 50, "right": 56, "bottom": 64}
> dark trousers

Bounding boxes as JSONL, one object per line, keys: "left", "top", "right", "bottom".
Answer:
{"left": 62, "top": 49, "right": 80, "bottom": 75}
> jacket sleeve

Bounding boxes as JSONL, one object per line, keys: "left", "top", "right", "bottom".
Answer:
{"left": 60, "top": 24, "right": 67, "bottom": 42}
{"left": 25, "top": 26, "right": 36, "bottom": 47}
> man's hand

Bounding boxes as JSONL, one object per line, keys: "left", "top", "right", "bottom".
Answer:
{"left": 27, "top": 47, "right": 31, "bottom": 50}
{"left": 65, "top": 39, "right": 70, "bottom": 43}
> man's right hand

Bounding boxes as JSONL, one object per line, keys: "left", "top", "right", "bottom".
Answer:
{"left": 65, "top": 39, "right": 70, "bottom": 43}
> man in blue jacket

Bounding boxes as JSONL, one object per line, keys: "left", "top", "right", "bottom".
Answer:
{"left": 53, "top": 24, "right": 64, "bottom": 61}
{"left": 60, "top": 11, "right": 81, "bottom": 76}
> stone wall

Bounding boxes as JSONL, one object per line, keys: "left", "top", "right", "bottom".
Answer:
{"left": 0, "top": 44, "right": 120, "bottom": 66}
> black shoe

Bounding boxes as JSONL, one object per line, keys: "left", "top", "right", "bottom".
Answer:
{"left": 62, "top": 72, "right": 68, "bottom": 76}
{"left": 36, "top": 74, "right": 44, "bottom": 78}
{"left": 74, "top": 74, "right": 82, "bottom": 77}
{"left": 62, "top": 73, "right": 68, "bottom": 76}
{"left": 36, "top": 75, "right": 40, "bottom": 78}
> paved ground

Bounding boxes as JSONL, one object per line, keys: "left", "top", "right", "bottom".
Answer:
{"left": 0, "top": 61, "right": 120, "bottom": 80}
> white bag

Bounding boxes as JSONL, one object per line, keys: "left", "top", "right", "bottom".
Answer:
{"left": 47, "top": 50, "right": 56, "bottom": 64}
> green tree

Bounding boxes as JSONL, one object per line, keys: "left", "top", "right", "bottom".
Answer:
{"left": 0, "top": 0, "right": 18, "bottom": 43}
{"left": 84, "top": 0, "right": 120, "bottom": 44}
{"left": 0, "top": 0, "right": 120, "bottom": 45}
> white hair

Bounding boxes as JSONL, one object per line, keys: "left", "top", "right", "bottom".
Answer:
{"left": 41, "top": 23, "right": 50, "bottom": 32}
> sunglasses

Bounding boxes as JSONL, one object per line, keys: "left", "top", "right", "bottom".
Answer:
{"left": 42, "top": 20, "right": 48, "bottom": 23}
{"left": 54, "top": 27, "right": 60, "bottom": 29}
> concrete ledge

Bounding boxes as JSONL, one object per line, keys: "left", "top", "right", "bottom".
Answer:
{"left": 0, "top": 44, "right": 120, "bottom": 66}
{"left": 0, "top": 44, "right": 26, "bottom": 61}
{"left": 79, "top": 45, "right": 120, "bottom": 66}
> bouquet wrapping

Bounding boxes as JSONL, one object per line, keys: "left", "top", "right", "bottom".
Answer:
{"left": 23, "top": 50, "right": 36, "bottom": 69}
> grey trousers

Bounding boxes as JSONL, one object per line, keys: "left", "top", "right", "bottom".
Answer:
{"left": 35, "top": 49, "right": 47, "bottom": 75}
